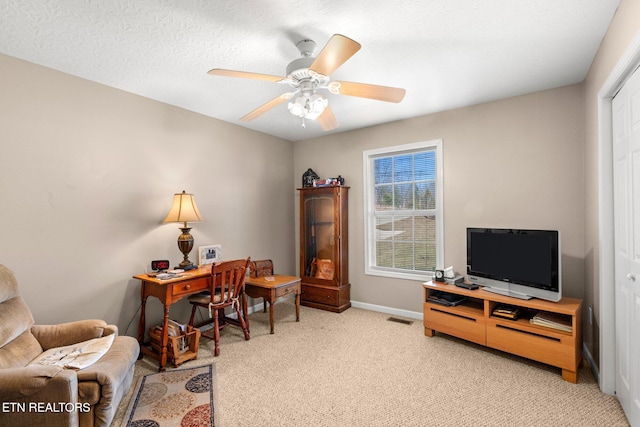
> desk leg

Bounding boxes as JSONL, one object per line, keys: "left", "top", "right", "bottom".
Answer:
{"left": 269, "top": 291, "right": 275, "bottom": 334}
{"left": 295, "top": 291, "right": 300, "bottom": 322}
{"left": 159, "top": 305, "right": 170, "bottom": 372}
{"left": 137, "top": 285, "right": 147, "bottom": 360}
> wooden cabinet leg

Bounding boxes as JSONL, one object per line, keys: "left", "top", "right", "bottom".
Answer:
{"left": 562, "top": 369, "right": 578, "bottom": 384}
{"left": 424, "top": 327, "right": 434, "bottom": 337}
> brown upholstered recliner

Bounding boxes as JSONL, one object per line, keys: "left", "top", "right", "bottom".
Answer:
{"left": 0, "top": 264, "right": 139, "bottom": 427}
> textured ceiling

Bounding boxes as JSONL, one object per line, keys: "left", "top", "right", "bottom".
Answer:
{"left": 0, "top": 0, "right": 621, "bottom": 142}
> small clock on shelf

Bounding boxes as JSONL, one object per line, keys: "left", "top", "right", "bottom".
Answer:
{"left": 434, "top": 269, "right": 445, "bottom": 282}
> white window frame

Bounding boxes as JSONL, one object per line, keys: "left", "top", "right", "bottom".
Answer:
{"left": 363, "top": 139, "right": 444, "bottom": 281}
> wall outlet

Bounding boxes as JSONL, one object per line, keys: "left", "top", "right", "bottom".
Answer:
{"left": 588, "top": 306, "right": 593, "bottom": 326}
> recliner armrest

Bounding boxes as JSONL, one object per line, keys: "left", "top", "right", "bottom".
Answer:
{"left": 0, "top": 364, "right": 73, "bottom": 400}
{"left": 0, "top": 365, "right": 80, "bottom": 427}
{"left": 31, "top": 319, "right": 115, "bottom": 350}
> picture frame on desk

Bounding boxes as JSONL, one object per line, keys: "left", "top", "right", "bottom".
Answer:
{"left": 198, "top": 244, "right": 222, "bottom": 266}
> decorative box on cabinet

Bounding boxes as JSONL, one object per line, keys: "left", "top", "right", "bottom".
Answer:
{"left": 423, "top": 281, "right": 583, "bottom": 383}
{"left": 298, "top": 186, "right": 350, "bottom": 312}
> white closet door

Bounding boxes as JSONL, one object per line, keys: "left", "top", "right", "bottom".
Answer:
{"left": 612, "top": 63, "right": 640, "bottom": 427}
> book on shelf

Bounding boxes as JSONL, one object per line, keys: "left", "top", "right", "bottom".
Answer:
{"left": 492, "top": 305, "right": 522, "bottom": 320}
{"left": 530, "top": 311, "right": 572, "bottom": 332}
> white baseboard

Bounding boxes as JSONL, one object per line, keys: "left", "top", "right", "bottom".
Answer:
{"left": 583, "top": 343, "right": 602, "bottom": 390}
{"left": 244, "top": 297, "right": 423, "bottom": 320}
{"left": 249, "top": 298, "right": 423, "bottom": 320}
{"left": 350, "top": 300, "right": 423, "bottom": 320}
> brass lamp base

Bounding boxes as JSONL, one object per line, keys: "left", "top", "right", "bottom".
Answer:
{"left": 177, "top": 227, "right": 195, "bottom": 269}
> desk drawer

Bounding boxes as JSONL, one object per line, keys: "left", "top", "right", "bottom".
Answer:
{"left": 172, "top": 277, "right": 209, "bottom": 297}
{"left": 275, "top": 283, "right": 300, "bottom": 299}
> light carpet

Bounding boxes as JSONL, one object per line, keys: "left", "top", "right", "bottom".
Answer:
{"left": 115, "top": 300, "right": 629, "bottom": 426}
{"left": 120, "top": 363, "right": 218, "bottom": 427}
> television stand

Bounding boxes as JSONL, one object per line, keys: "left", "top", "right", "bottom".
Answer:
{"left": 482, "top": 286, "right": 532, "bottom": 300}
{"left": 423, "top": 281, "right": 583, "bottom": 383}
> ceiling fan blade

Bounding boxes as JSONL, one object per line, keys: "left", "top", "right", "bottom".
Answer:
{"left": 309, "top": 34, "right": 361, "bottom": 77}
{"left": 240, "top": 93, "right": 294, "bottom": 122}
{"left": 318, "top": 106, "right": 339, "bottom": 131}
{"left": 208, "top": 68, "right": 285, "bottom": 82}
{"left": 333, "top": 81, "right": 406, "bottom": 103}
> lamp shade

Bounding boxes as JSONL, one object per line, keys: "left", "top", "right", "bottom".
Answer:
{"left": 163, "top": 191, "right": 203, "bottom": 225}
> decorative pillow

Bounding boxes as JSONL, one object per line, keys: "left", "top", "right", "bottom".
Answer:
{"left": 315, "top": 259, "right": 335, "bottom": 280}
{"left": 28, "top": 333, "right": 114, "bottom": 370}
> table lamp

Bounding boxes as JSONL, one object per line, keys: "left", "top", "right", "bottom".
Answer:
{"left": 163, "top": 190, "right": 203, "bottom": 270}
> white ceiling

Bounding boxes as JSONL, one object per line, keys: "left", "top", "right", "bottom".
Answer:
{"left": 0, "top": 1, "right": 621, "bottom": 142}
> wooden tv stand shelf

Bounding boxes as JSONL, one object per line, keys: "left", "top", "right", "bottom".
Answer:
{"left": 423, "top": 281, "right": 583, "bottom": 383}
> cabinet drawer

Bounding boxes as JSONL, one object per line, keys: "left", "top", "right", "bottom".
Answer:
{"left": 301, "top": 284, "right": 339, "bottom": 306}
{"left": 172, "top": 277, "right": 209, "bottom": 297}
{"left": 423, "top": 303, "right": 486, "bottom": 345}
{"left": 486, "top": 319, "right": 577, "bottom": 370}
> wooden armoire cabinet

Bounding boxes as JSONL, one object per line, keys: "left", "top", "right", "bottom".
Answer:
{"left": 298, "top": 186, "right": 350, "bottom": 312}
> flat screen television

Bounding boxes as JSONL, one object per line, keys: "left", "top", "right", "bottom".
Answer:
{"left": 466, "top": 228, "right": 561, "bottom": 302}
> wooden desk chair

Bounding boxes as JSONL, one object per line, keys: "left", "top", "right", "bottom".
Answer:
{"left": 249, "top": 259, "right": 274, "bottom": 312}
{"left": 188, "top": 258, "right": 251, "bottom": 356}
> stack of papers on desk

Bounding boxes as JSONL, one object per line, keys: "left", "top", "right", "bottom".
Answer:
{"left": 156, "top": 272, "right": 183, "bottom": 280}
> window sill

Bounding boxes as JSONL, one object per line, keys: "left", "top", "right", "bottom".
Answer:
{"left": 365, "top": 267, "right": 432, "bottom": 282}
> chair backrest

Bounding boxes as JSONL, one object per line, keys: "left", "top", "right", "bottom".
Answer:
{"left": 249, "top": 259, "right": 274, "bottom": 278}
{"left": 211, "top": 258, "right": 251, "bottom": 305}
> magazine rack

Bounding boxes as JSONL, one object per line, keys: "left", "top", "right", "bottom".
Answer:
{"left": 150, "top": 325, "right": 200, "bottom": 367}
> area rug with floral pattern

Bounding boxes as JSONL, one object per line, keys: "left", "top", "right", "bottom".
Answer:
{"left": 121, "top": 363, "right": 218, "bottom": 427}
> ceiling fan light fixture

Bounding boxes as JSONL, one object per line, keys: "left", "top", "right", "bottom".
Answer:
{"left": 288, "top": 93, "right": 328, "bottom": 120}
{"left": 306, "top": 94, "right": 328, "bottom": 119}
{"left": 288, "top": 96, "right": 307, "bottom": 117}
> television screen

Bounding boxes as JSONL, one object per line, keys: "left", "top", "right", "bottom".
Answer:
{"left": 466, "top": 228, "right": 561, "bottom": 301}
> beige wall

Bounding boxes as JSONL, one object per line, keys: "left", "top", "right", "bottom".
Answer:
{"left": 583, "top": 0, "right": 640, "bottom": 370}
{"left": 294, "top": 84, "right": 585, "bottom": 314}
{"left": 0, "top": 54, "right": 295, "bottom": 332}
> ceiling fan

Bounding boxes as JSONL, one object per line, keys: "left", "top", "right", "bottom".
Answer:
{"left": 208, "top": 34, "right": 406, "bottom": 131}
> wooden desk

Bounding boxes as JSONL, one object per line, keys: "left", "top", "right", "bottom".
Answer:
{"left": 134, "top": 266, "right": 212, "bottom": 371}
{"left": 245, "top": 275, "right": 301, "bottom": 334}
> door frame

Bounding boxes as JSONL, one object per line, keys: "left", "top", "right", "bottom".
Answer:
{"left": 598, "top": 29, "right": 640, "bottom": 394}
